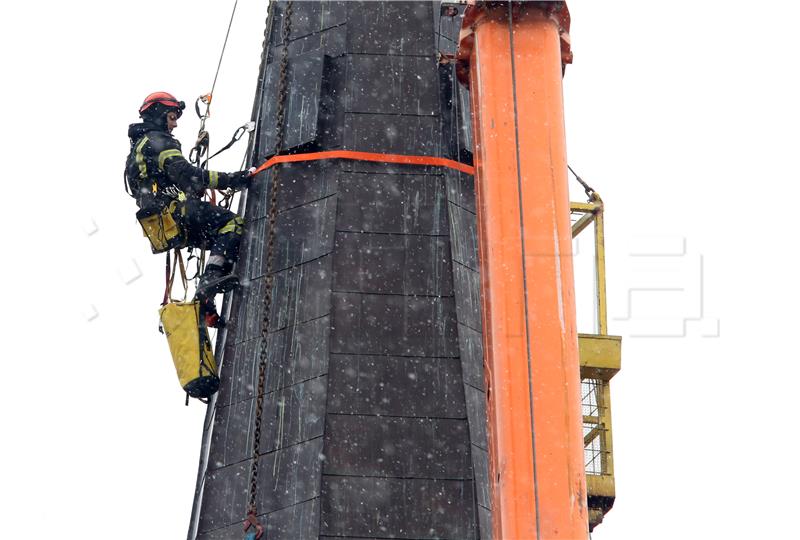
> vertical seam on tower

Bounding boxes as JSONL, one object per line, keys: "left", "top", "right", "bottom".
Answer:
{"left": 508, "top": 5, "right": 541, "bottom": 540}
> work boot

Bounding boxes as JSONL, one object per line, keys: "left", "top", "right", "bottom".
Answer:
{"left": 195, "top": 264, "right": 239, "bottom": 302}
{"left": 199, "top": 297, "right": 225, "bottom": 329}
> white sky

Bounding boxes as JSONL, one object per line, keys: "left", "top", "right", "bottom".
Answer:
{"left": 2, "top": 1, "right": 799, "bottom": 538}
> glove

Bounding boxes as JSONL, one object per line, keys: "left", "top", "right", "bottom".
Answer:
{"left": 219, "top": 170, "right": 251, "bottom": 190}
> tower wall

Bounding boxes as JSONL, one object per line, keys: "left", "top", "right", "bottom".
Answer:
{"left": 192, "top": 3, "right": 490, "bottom": 538}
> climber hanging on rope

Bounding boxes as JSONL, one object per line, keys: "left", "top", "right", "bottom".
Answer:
{"left": 125, "top": 92, "right": 251, "bottom": 327}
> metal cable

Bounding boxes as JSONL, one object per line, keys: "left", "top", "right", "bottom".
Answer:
{"left": 246, "top": 0, "right": 293, "bottom": 523}
{"left": 568, "top": 164, "right": 596, "bottom": 198}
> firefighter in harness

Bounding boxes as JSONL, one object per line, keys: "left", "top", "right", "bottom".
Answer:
{"left": 125, "top": 92, "right": 250, "bottom": 327}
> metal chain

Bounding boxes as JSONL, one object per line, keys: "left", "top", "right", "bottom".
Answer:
{"left": 246, "top": 0, "right": 293, "bottom": 522}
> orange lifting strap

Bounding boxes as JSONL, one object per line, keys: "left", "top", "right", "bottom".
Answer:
{"left": 251, "top": 150, "right": 476, "bottom": 176}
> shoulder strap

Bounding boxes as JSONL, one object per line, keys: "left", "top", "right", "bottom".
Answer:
{"left": 162, "top": 248, "right": 189, "bottom": 305}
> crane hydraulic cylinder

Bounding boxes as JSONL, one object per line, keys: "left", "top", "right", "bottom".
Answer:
{"left": 460, "top": 2, "right": 588, "bottom": 538}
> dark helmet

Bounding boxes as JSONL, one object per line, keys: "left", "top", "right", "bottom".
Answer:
{"left": 139, "top": 92, "right": 186, "bottom": 119}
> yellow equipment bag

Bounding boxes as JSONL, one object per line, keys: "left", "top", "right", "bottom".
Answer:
{"left": 159, "top": 301, "right": 219, "bottom": 399}
{"left": 137, "top": 201, "right": 186, "bottom": 254}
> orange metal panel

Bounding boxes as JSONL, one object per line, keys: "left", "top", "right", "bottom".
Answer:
{"left": 467, "top": 4, "right": 587, "bottom": 539}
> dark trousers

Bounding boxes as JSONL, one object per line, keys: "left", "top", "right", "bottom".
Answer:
{"left": 176, "top": 199, "right": 243, "bottom": 270}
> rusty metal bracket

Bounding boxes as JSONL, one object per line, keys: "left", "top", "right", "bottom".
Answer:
{"left": 244, "top": 511, "right": 264, "bottom": 540}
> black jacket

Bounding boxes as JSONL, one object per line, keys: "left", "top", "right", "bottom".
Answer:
{"left": 125, "top": 122, "right": 239, "bottom": 208}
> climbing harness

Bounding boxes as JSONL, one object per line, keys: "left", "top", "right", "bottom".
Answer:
{"left": 244, "top": 1, "right": 293, "bottom": 536}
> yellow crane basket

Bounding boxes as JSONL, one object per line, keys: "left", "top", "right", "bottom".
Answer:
{"left": 159, "top": 301, "right": 219, "bottom": 399}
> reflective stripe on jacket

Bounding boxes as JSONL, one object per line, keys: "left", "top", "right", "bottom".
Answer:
{"left": 125, "top": 124, "right": 233, "bottom": 209}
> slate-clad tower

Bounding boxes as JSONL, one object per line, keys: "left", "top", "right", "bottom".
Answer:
{"left": 189, "top": 3, "right": 490, "bottom": 538}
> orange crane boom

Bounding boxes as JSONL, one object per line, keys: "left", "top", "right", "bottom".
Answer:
{"left": 459, "top": 2, "right": 588, "bottom": 538}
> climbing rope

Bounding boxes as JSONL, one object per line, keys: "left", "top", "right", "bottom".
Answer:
{"left": 190, "top": 0, "right": 241, "bottom": 171}
{"left": 244, "top": 0, "right": 293, "bottom": 536}
{"left": 194, "top": 0, "right": 239, "bottom": 128}
{"left": 182, "top": 1, "right": 247, "bottom": 283}
{"left": 210, "top": 0, "right": 239, "bottom": 108}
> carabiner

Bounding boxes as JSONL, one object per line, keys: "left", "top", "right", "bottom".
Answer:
{"left": 233, "top": 121, "right": 256, "bottom": 142}
{"left": 195, "top": 93, "right": 213, "bottom": 120}
{"left": 190, "top": 130, "right": 210, "bottom": 165}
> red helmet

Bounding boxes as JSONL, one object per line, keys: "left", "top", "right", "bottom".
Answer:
{"left": 139, "top": 92, "right": 186, "bottom": 117}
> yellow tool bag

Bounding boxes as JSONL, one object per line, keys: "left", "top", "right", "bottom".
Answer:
{"left": 136, "top": 201, "right": 186, "bottom": 254}
{"left": 159, "top": 301, "right": 219, "bottom": 399}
